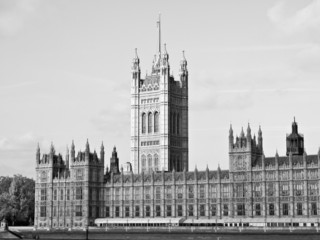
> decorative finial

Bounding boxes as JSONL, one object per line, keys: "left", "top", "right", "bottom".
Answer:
{"left": 164, "top": 43, "right": 167, "bottom": 54}
{"left": 182, "top": 50, "right": 185, "bottom": 59}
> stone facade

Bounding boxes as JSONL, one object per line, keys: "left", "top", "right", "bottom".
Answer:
{"left": 102, "top": 121, "right": 320, "bottom": 225}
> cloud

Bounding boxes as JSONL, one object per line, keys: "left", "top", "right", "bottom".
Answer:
{"left": 267, "top": 0, "right": 320, "bottom": 37}
{"left": 0, "top": 0, "right": 39, "bottom": 37}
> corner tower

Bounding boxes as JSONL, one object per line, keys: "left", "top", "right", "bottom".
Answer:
{"left": 130, "top": 17, "right": 189, "bottom": 173}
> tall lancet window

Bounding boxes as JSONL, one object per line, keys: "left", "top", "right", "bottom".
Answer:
{"left": 177, "top": 113, "right": 180, "bottom": 135}
{"left": 148, "top": 112, "right": 153, "bottom": 133}
{"left": 142, "top": 113, "right": 146, "bottom": 134}
{"left": 148, "top": 154, "right": 152, "bottom": 172}
{"left": 141, "top": 155, "right": 146, "bottom": 172}
{"left": 154, "top": 112, "right": 159, "bottom": 133}
{"left": 154, "top": 154, "right": 159, "bottom": 171}
{"left": 173, "top": 112, "right": 176, "bottom": 134}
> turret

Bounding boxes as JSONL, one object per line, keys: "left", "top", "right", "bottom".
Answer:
{"left": 246, "top": 123, "right": 251, "bottom": 140}
{"left": 71, "top": 140, "right": 75, "bottom": 162}
{"left": 240, "top": 127, "right": 245, "bottom": 138}
{"left": 85, "top": 139, "right": 90, "bottom": 161}
{"left": 229, "top": 124, "right": 234, "bottom": 151}
{"left": 65, "top": 145, "right": 69, "bottom": 168}
{"left": 49, "top": 142, "right": 55, "bottom": 164}
{"left": 179, "top": 50, "right": 188, "bottom": 87}
{"left": 258, "top": 125, "right": 263, "bottom": 151}
{"left": 132, "top": 48, "right": 141, "bottom": 80}
{"left": 100, "top": 142, "right": 105, "bottom": 163}
{"left": 286, "top": 117, "right": 304, "bottom": 156}
{"left": 160, "top": 43, "right": 170, "bottom": 76}
{"left": 110, "top": 146, "right": 120, "bottom": 174}
{"left": 36, "top": 143, "right": 40, "bottom": 165}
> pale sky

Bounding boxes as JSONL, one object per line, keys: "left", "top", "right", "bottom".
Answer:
{"left": 1, "top": 0, "right": 320, "bottom": 178}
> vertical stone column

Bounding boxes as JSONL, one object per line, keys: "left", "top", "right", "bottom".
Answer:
{"left": 151, "top": 171, "right": 154, "bottom": 218}
{"left": 229, "top": 173, "right": 234, "bottom": 218}
{"left": 289, "top": 154, "right": 294, "bottom": 217}
{"left": 141, "top": 172, "right": 144, "bottom": 218}
{"left": 262, "top": 156, "right": 266, "bottom": 217}
{"left": 162, "top": 171, "right": 165, "bottom": 217}
{"left": 206, "top": 168, "right": 210, "bottom": 218}
{"left": 131, "top": 172, "right": 134, "bottom": 218}
{"left": 303, "top": 153, "right": 308, "bottom": 217}
{"left": 172, "top": 171, "right": 176, "bottom": 217}
{"left": 194, "top": 169, "right": 198, "bottom": 218}
{"left": 217, "top": 169, "right": 221, "bottom": 218}
{"left": 183, "top": 170, "right": 187, "bottom": 217}
{"left": 275, "top": 155, "right": 280, "bottom": 217}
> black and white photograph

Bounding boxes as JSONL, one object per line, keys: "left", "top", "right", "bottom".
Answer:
{"left": 0, "top": 0, "right": 320, "bottom": 239}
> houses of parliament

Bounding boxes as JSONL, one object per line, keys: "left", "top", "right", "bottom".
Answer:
{"left": 34, "top": 21, "right": 320, "bottom": 229}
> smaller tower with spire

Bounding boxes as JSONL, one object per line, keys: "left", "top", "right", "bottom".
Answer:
{"left": 229, "top": 124, "right": 263, "bottom": 172}
{"left": 110, "top": 146, "right": 120, "bottom": 174}
{"left": 286, "top": 117, "right": 304, "bottom": 156}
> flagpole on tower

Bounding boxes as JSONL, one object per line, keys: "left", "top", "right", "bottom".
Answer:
{"left": 157, "top": 14, "right": 161, "bottom": 54}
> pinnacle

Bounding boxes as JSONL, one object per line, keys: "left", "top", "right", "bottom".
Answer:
{"left": 134, "top": 48, "right": 138, "bottom": 58}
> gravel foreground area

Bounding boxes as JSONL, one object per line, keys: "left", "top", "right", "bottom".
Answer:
{"left": 8, "top": 228, "right": 320, "bottom": 240}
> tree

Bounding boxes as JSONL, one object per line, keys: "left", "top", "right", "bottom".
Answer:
{"left": 0, "top": 175, "right": 35, "bottom": 226}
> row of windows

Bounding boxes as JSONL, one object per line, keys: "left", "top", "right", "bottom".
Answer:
{"left": 107, "top": 185, "right": 207, "bottom": 201}
{"left": 106, "top": 183, "right": 319, "bottom": 200}
{"left": 105, "top": 203, "right": 318, "bottom": 218}
{"left": 40, "top": 205, "right": 83, "bottom": 218}
{"left": 142, "top": 112, "right": 159, "bottom": 134}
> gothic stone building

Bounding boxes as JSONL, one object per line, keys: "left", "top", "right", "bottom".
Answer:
{"left": 34, "top": 25, "right": 320, "bottom": 228}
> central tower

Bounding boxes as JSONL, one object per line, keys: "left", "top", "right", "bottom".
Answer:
{"left": 130, "top": 17, "right": 188, "bottom": 174}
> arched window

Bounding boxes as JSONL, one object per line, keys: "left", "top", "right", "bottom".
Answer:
{"left": 147, "top": 154, "right": 152, "bottom": 172}
{"left": 148, "top": 112, "right": 153, "bottom": 133}
{"left": 154, "top": 154, "right": 159, "bottom": 171}
{"left": 177, "top": 113, "right": 180, "bottom": 135}
{"left": 171, "top": 156, "right": 176, "bottom": 171}
{"left": 141, "top": 155, "right": 146, "bottom": 172}
{"left": 142, "top": 113, "right": 146, "bottom": 134}
{"left": 173, "top": 112, "right": 176, "bottom": 134}
{"left": 154, "top": 112, "right": 159, "bottom": 133}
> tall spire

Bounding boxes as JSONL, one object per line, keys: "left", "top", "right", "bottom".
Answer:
{"left": 157, "top": 14, "right": 161, "bottom": 54}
